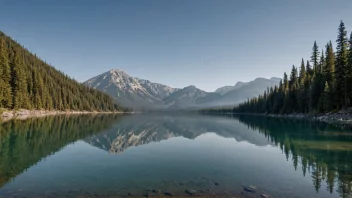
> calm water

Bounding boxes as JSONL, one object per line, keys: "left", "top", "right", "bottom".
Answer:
{"left": 0, "top": 114, "right": 351, "bottom": 198}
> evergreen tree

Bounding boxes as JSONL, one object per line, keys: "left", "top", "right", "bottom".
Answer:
{"left": 0, "top": 37, "right": 12, "bottom": 108}
{"left": 289, "top": 65, "right": 299, "bottom": 112}
{"left": 12, "top": 49, "right": 30, "bottom": 109}
{"left": 311, "top": 41, "right": 320, "bottom": 73}
{"left": 335, "top": 20, "right": 349, "bottom": 108}
{"left": 324, "top": 42, "right": 335, "bottom": 85}
{"left": 347, "top": 32, "right": 352, "bottom": 107}
{"left": 298, "top": 59, "right": 306, "bottom": 112}
{"left": 323, "top": 81, "right": 332, "bottom": 112}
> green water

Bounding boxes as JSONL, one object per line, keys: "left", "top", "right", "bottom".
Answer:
{"left": 0, "top": 114, "right": 351, "bottom": 198}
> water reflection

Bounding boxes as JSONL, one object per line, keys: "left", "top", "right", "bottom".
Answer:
{"left": 84, "top": 114, "right": 273, "bottom": 154}
{"left": 0, "top": 113, "right": 351, "bottom": 198}
{"left": 233, "top": 114, "right": 352, "bottom": 198}
{"left": 0, "top": 115, "right": 121, "bottom": 187}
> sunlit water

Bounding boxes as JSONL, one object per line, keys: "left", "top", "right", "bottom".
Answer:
{"left": 0, "top": 114, "right": 351, "bottom": 198}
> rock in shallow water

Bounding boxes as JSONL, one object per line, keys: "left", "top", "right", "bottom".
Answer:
{"left": 261, "top": 193, "right": 269, "bottom": 197}
{"left": 185, "top": 189, "right": 198, "bottom": 195}
{"left": 163, "top": 191, "right": 174, "bottom": 196}
{"left": 243, "top": 186, "right": 256, "bottom": 193}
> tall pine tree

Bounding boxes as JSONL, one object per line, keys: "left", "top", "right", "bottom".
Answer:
{"left": 335, "top": 20, "right": 349, "bottom": 108}
{"left": 299, "top": 59, "right": 306, "bottom": 112}
{"left": 347, "top": 32, "right": 352, "bottom": 107}
{"left": 311, "top": 41, "right": 320, "bottom": 74}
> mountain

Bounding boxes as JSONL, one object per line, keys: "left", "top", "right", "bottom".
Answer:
{"left": 85, "top": 69, "right": 280, "bottom": 110}
{"left": 84, "top": 69, "right": 178, "bottom": 110}
{"left": 163, "top": 85, "right": 213, "bottom": 109}
{"left": 204, "top": 77, "right": 281, "bottom": 107}
{"left": 0, "top": 31, "right": 122, "bottom": 112}
{"left": 215, "top": 81, "right": 245, "bottom": 95}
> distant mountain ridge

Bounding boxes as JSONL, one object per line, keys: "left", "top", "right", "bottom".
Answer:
{"left": 84, "top": 69, "right": 280, "bottom": 110}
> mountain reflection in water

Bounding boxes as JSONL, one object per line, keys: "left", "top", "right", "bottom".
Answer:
{"left": 0, "top": 113, "right": 351, "bottom": 198}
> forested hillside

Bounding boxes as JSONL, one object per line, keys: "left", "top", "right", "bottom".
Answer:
{"left": 0, "top": 31, "right": 124, "bottom": 112}
{"left": 232, "top": 21, "right": 352, "bottom": 114}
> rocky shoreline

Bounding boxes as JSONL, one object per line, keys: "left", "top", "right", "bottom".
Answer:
{"left": 266, "top": 110, "right": 352, "bottom": 125}
{"left": 0, "top": 109, "right": 130, "bottom": 122}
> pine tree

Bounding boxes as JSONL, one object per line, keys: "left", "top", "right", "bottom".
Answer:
{"left": 335, "top": 20, "right": 349, "bottom": 108}
{"left": 311, "top": 41, "right": 320, "bottom": 73}
{"left": 323, "top": 81, "right": 332, "bottom": 112}
{"left": 347, "top": 32, "right": 352, "bottom": 107}
{"left": 289, "top": 65, "right": 299, "bottom": 112}
{"left": 0, "top": 37, "right": 12, "bottom": 108}
{"left": 317, "top": 50, "right": 325, "bottom": 112}
{"left": 310, "top": 42, "right": 321, "bottom": 111}
{"left": 324, "top": 42, "right": 335, "bottom": 85}
{"left": 12, "top": 49, "right": 30, "bottom": 109}
{"left": 299, "top": 59, "right": 306, "bottom": 112}
{"left": 281, "top": 72, "right": 289, "bottom": 113}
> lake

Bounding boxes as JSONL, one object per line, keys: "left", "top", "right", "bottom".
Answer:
{"left": 0, "top": 114, "right": 351, "bottom": 198}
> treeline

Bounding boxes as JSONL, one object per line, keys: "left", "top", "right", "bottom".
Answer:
{"left": 234, "top": 21, "right": 352, "bottom": 114}
{"left": 0, "top": 31, "right": 128, "bottom": 112}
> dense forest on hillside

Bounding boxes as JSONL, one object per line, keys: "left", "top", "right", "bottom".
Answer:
{"left": 235, "top": 21, "right": 352, "bottom": 114}
{"left": 202, "top": 21, "right": 352, "bottom": 115}
{"left": 0, "top": 31, "right": 126, "bottom": 112}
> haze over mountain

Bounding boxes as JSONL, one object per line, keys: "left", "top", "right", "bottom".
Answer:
{"left": 84, "top": 69, "right": 280, "bottom": 110}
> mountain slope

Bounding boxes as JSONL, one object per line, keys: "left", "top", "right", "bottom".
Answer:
{"left": 206, "top": 77, "right": 281, "bottom": 107}
{"left": 163, "top": 85, "right": 215, "bottom": 109}
{"left": 215, "top": 81, "right": 245, "bottom": 95}
{"left": 0, "top": 31, "right": 121, "bottom": 111}
{"left": 84, "top": 69, "right": 178, "bottom": 109}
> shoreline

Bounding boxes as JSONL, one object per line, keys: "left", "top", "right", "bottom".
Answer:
{"left": 0, "top": 109, "right": 132, "bottom": 122}
{"left": 203, "top": 111, "right": 352, "bottom": 125}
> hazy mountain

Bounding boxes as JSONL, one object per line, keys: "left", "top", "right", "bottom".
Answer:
{"left": 84, "top": 69, "right": 280, "bottom": 110}
{"left": 215, "top": 81, "right": 245, "bottom": 95}
{"left": 163, "top": 85, "right": 213, "bottom": 109}
{"left": 84, "top": 69, "right": 178, "bottom": 109}
{"left": 203, "top": 77, "right": 281, "bottom": 107}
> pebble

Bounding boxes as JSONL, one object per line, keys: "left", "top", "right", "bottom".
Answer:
{"left": 261, "top": 193, "right": 269, "bottom": 198}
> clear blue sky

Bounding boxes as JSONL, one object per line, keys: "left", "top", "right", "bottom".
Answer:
{"left": 1, "top": 0, "right": 351, "bottom": 91}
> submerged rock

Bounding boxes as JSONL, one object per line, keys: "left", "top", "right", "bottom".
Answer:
{"left": 152, "top": 189, "right": 161, "bottom": 194}
{"left": 261, "top": 193, "right": 269, "bottom": 197}
{"left": 214, "top": 182, "right": 219, "bottom": 186}
{"left": 163, "top": 191, "right": 174, "bottom": 196}
{"left": 185, "top": 189, "right": 198, "bottom": 195}
{"left": 243, "top": 185, "right": 256, "bottom": 193}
